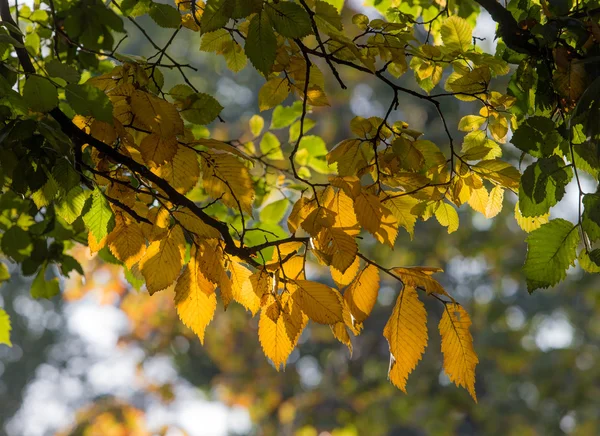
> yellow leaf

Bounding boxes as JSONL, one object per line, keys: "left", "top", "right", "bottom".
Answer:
{"left": 278, "top": 255, "right": 305, "bottom": 280}
{"left": 249, "top": 114, "right": 264, "bottom": 137}
{"left": 228, "top": 260, "right": 257, "bottom": 314}
{"left": 343, "top": 264, "right": 380, "bottom": 326}
{"left": 331, "top": 256, "right": 360, "bottom": 288}
{"left": 317, "top": 227, "right": 357, "bottom": 274}
{"left": 130, "top": 90, "right": 184, "bottom": 137}
{"left": 327, "top": 139, "right": 368, "bottom": 177}
{"left": 331, "top": 322, "right": 353, "bottom": 355}
{"left": 435, "top": 202, "right": 459, "bottom": 233}
{"left": 485, "top": 186, "right": 504, "bottom": 218}
{"left": 383, "top": 286, "right": 428, "bottom": 393}
{"left": 88, "top": 231, "right": 107, "bottom": 254}
{"left": 140, "top": 225, "right": 185, "bottom": 295}
{"left": 172, "top": 209, "right": 220, "bottom": 240}
{"left": 325, "top": 189, "right": 360, "bottom": 235}
{"left": 393, "top": 266, "right": 449, "bottom": 297}
{"left": 514, "top": 202, "right": 549, "bottom": 233}
{"left": 258, "top": 77, "right": 289, "bottom": 112}
{"left": 152, "top": 145, "right": 200, "bottom": 194}
{"left": 292, "top": 280, "right": 343, "bottom": 324}
{"left": 174, "top": 247, "right": 217, "bottom": 344}
{"left": 197, "top": 239, "right": 226, "bottom": 284}
{"left": 202, "top": 152, "right": 255, "bottom": 213}
{"left": 373, "top": 210, "right": 398, "bottom": 248}
{"left": 354, "top": 191, "right": 383, "bottom": 236}
{"left": 384, "top": 195, "right": 420, "bottom": 239}
{"left": 439, "top": 303, "right": 479, "bottom": 402}
{"left": 468, "top": 186, "right": 489, "bottom": 215}
{"left": 106, "top": 221, "right": 146, "bottom": 269}
{"left": 301, "top": 206, "right": 336, "bottom": 236}
{"left": 258, "top": 296, "right": 307, "bottom": 370}
{"left": 288, "top": 197, "right": 317, "bottom": 233}
{"left": 140, "top": 134, "right": 178, "bottom": 167}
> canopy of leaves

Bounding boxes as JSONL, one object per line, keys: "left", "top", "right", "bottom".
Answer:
{"left": 0, "top": 0, "right": 599, "bottom": 411}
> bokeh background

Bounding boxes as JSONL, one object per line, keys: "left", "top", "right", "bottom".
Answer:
{"left": 1, "top": 1, "right": 599, "bottom": 435}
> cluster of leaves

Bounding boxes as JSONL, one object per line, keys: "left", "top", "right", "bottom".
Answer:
{"left": 0, "top": 0, "right": 599, "bottom": 402}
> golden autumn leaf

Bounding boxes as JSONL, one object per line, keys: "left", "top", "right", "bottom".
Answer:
{"left": 331, "top": 256, "right": 360, "bottom": 288}
{"left": 343, "top": 264, "right": 380, "bottom": 326}
{"left": 292, "top": 280, "right": 343, "bottom": 324}
{"left": 439, "top": 303, "right": 479, "bottom": 402}
{"left": 354, "top": 191, "right": 383, "bottom": 236}
{"left": 140, "top": 225, "right": 185, "bottom": 295}
{"left": 130, "top": 90, "right": 184, "bottom": 137}
{"left": 174, "top": 247, "right": 217, "bottom": 344}
{"left": 326, "top": 189, "right": 360, "bottom": 235}
{"left": 331, "top": 322, "right": 353, "bottom": 354}
{"left": 435, "top": 201, "right": 459, "bottom": 233}
{"left": 106, "top": 221, "right": 146, "bottom": 269}
{"left": 288, "top": 197, "right": 317, "bottom": 233}
{"left": 315, "top": 227, "right": 357, "bottom": 274}
{"left": 383, "top": 286, "right": 428, "bottom": 393}
{"left": 227, "top": 260, "right": 257, "bottom": 314}
{"left": 258, "top": 295, "right": 307, "bottom": 370}
{"left": 139, "top": 134, "right": 178, "bottom": 167}
{"left": 384, "top": 195, "right": 420, "bottom": 239}
{"left": 392, "top": 266, "right": 449, "bottom": 297}
{"left": 152, "top": 145, "right": 200, "bottom": 194}
{"left": 468, "top": 186, "right": 489, "bottom": 215}
{"left": 485, "top": 185, "right": 504, "bottom": 218}
{"left": 172, "top": 209, "right": 221, "bottom": 240}
{"left": 201, "top": 152, "right": 255, "bottom": 214}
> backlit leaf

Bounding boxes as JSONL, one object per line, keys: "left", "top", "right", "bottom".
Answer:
{"left": 384, "top": 286, "right": 428, "bottom": 393}
{"left": 439, "top": 303, "right": 478, "bottom": 402}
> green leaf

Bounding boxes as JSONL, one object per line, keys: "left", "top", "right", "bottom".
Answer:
{"left": 121, "top": 0, "right": 151, "bottom": 17}
{"left": 45, "top": 60, "right": 81, "bottom": 84}
{"left": 321, "top": 0, "right": 344, "bottom": 12}
{"left": 260, "top": 199, "right": 289, "bottom": 224}
{"left": 511, "top": 116, "right": 562, "bottom": 158}
{"left": 0, "top": 263, "right": 10, "bottom": 283}
{"left": 201, "top": 0, "right": 234, "bottom": 33}
{"left": 60, "top": 254, "right": 84, "bottom": 277}
{"left": 289, "top": 118, "right": 316, "bottom": 143}
{"left": 265, "top": 2, "right": 312, "bottom": 38}
{"left": 440, "top": 16, "right": 472, "bottom": 52}
{"left": 1, "top": 226, "right": 32, "bottom": 262}
{"left": 260, "top": 132, "right": 284, "bottom": 160}
{"left": 0, "top": 308, "right": 11, "bottom": 347}
{"left": 180, "top": 92, "right": 223, "bottom": 125}
{"left": 200, "top": 29, "right": 231, "bottom": 52}
{"left": 83, "top": 187, "right": 115, "bottom": 242}
{"left": 0, "top": 33, "right": 24, "bottom": 48}
{"left": 271, "top": 101, "right": 303, "bottom": 129}
{"left": 245, "top": 13, "right": 277, "bottom": 77}
{"left": 149, "top": 2, "right": 181, "bottom": 28}
{"left": 25, "top": 32, "right": 40, "bottom": 56}
{"left": 582, "top": 193, "right": 600, "bottom": 242}
{"left": 314, "top": 0, "right": 343, "bottom": 32}
{"left": 56, "top": 186, "right": 89, "bottom": 224}
{"left": 30, "top": 265, "right": 60, "bottom": 299}
{"left": 519, "top": 156, "right": 572, "bottom": 217}
{"left": 249, "top": 114, "right": 264, "bottom": 137}
{"left": 32, "top": 174, "right": 59, "bottom": 208}
{"left": 295, "top": 135, "right": 330, "bottom": 174}
{"left": 65, "top": 84, "right": 113, "bottom": 124}
{"left": 523, "top": 219, "right": 579, "bottom": 291}
{"left": 23, "top": 76, "right": 58, "bottom": 113}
